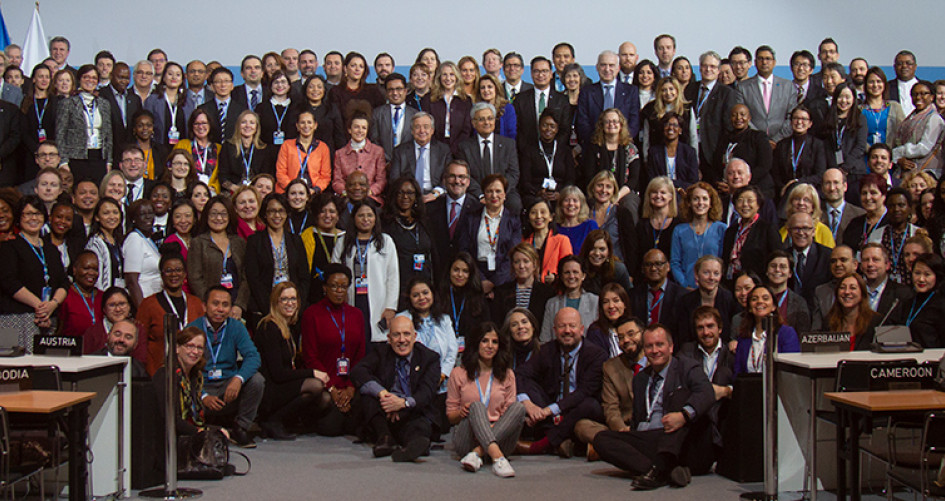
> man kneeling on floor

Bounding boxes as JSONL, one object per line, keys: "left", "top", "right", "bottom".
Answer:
{"left": 593, "top": 323, "right": 715, "bottom": 490}
{"left": 351, "top": 315, "right": 440, "bottom": 462}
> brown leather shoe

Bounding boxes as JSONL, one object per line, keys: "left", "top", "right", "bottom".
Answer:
{"left": 586, "top": 443, "right": 600, "bottom": 462}
{"left": 557, "top": 439, "right": 574, "bottom": 458}
{"left": 514, "top": 440, "right": 532, "bottom": 456}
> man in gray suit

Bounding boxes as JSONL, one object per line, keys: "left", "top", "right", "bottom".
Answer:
{"left": 457, "top": 102, "right": 521, "bottom": 214}
{"left": 389, "top": 112, "right": 452, "bottom": 203}
{"left": 370, "top": 73, "right": 416, "bottom": 162}
{"left": 811, "top": 244, "right": 856, "bottom": 328}
{"left": 737, "top": 45, "right": 795, "bottom": 145}
{"left": 821, "top": 168, "right": 865, "bottom": 242}
{"left": 0, "top": 75, "right": 22, "bottom": 106}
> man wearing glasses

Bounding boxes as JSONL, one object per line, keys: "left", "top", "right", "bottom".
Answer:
{"left": 888, "top": 50, "right": 919, "bottom": 115}
{"left": 425, "top": 160, "right": 481, "bottom": 280}
{"left": 631, "top": 249, "right": 684, "bottom": 332}
{"left": 370, "top": 73, "right": 416, "bottom": 161}
{"left": 784, "top": 212, "right": 831, "bottom": 304}
{"left": 736, "top": 45, "right": 796, "bottom": 144}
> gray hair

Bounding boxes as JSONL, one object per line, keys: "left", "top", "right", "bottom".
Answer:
{"left": 699, "top": 51, "right": 721, "bottom": 66}
{"left": 471, "top": 101, "right": 496, "bottom": 117}
{"left": 598, "top": 50, "right": 618, "bottom": 64}
{"left": 724, "top": 157, "right": 751, "bottom": 177}
{"left": 412, "top": 111, "right": 435, "bottom": 129}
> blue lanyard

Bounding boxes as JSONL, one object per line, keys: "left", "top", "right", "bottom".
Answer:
{"left": 790, "top": 138, "right": 806, "bottom": 178}
{"left": 83, "top": 99, "right": 96, "bottom": 124}
{"left": 326, "top": 305, "right": 346, "bottom": 354}
{"left": 34, "top": 97, "right": 47, "bottom": 124}
{"left": 450, "top": 287, "right": 466, "bottom": 333}
{"left": 906, "top": 291, "right": 936, "bottom": 326}
{"left": 652, "top": 218, "right": 668, "bottom": 248}
{"left": 476, "top": 371, "right": 494, "bottom": 407}
{"left": 205, "top": 318, "right": 228, "bottom": 367}
{"left": 297, "top": 141, "right": 314, "bottom": 182}
{"left": 889, "top": 228, "right": 907, "bottom": 269}
{"left": 289, "top": 213, "right": 308, "bottom": 234}
{"left": 836, "top": 125, "right": 845, "bottom": 150}
{"left": 862, "top": 208, "right": 886, "bottom": 244}
{"left": 647, "top": 291, "right": 664, "bottom": 317}
{"left": 23, "top": 236, "right": 49, "bottom": 284}
{"left": 240, "top": 144, "right": 255, "bottom": 182}
{"left": 413, "top": 93, "right": 422, "bottom": 110}
{"left": 355, "top": 238, "right": 372, "bottom": 276}
{"left": 135, "top": 229, "right": 159, "bottom": 252}
{"left": 777, "top": 290, "right": 788, "bottom": 308}
{"left": 222, "top": 243, "right": 230, "bottom": 271}
{"left": 73, "top": 284, "right": 95, "bottom": 324}
{"left": 272, "top": 102, "right": 288, "bottom": 131}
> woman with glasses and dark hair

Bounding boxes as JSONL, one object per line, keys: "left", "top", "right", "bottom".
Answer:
{"left": 383, "top": 177, "right": 434, "bottom": 299}
{"left": 188, "top": 196, "right": 248, "bottom": 318}
{"left": 906, "top": 253, "right": 945, "bottom": 348}
{"left": 55, "top": 64, "right": 113, "bottom": 185}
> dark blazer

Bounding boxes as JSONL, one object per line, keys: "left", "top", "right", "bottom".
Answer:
{"left": 420, "top": 95, "right": 472, "bottom": 156}
{"left": 425, "top": 194, "right": 482, "bottom": 280}
{"left": 456, "top": 134, "right": 520, "bottom": 199}
{"left": 829, "top": 123, "right": 869, "bottom": 179}
{"left": 0, "top": 101, "right": 21, "bottom": 184}
{"left": 820, "top": 202, "right": 866, "bottom": 242}
{"left": 198, "top": 97, "right": 248, "bottom": 143}
{"left": 143, "top": 91, "right": 189, "bottom": 146}
{"left": 389, "top": 139, "right": 452, "bottom": 192}
{"left": 722, "top": 220, "right": 782, "bottom": 283}
{"left": 370, "top": 103, "right": 417, "bottom": 161}
{"left": 719, "top": 195, "right": 779, "bottom": 228}
{"left": 503, "top": 81, "right": 534, "bottom": 101}
{"left": 491, "top": 280, "right": 555, "bottom": 328}
{"left": 243, "top": 231, "right": 310, "bottom": 315}
{"left": 303, "top": 102, "right": 347, "bottom": 156}
{"left": 216, "top": 142, "right": 276, "bottom": 188}
{"left": 581, "top": 143, "right": 641, "bottom": 192}
{"left": 646, "top": 143, "right": 699, "bottom": 190}
{"left": 630, "top": 356, "right": 715, "bottom": 429}
{"left": 350, "top": 342, "right": 441, "bottom": 423}
{"left": 773, "top": 135, "right": 834, "bottom": 189}
{"left": 98, "top": 85, "right": 141, "bottom": 156}
{"left": 674, "top": 288, "right": 740, "bottom": 349}
{"left": 515, "top": 340, "right": 607, "bottom": 413}
{"left": 711, "top": 128, "right": 774, "bottom": 198}
{"left": 788, "top": 242, "right": 832, "bottom": 304}
{"left": 678, "top": 342, "right": 735, "bottom": 387}
{"left": 734, "top": 325, "right": 801, "bottom": 375}
{"left": 841, "top": 213, "right": 887, "bottom": 253}
{"left": 460, "top": 206, "right": 522, "bottom": 286}
{"left": 630, "top": 280, "right": 686, "bottom": 335}
{"left": 21, "top": 95, "right": 60, "bottom": 159}
{"left": 576, "top": 80, "right": 641, "bottom": 144}
{"left": 231, "top": 84, "right": 270, "bottom": 112}
{"left": 695, "top": 82, "right": 737, "bottom": 167}
{"left": 94, "top": 348, "right": 148, "bottom": 379}
{"left": 875, "top": 280, "right": 914, "bottom": 325}
{"left": 908, "top": 290, "right": 945, "bottom": 348}
{"left": 257, "top": 101, "right": 300, "bottom": 148}
{"left": 521, "top": 138, "right": 576, "bottom": 202}
{"left": 512, "top": 88, "right": 570, "bottom": 153}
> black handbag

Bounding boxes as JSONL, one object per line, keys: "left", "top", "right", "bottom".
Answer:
{"left": 177, "top": 428, "right": 250, "bottom": 480}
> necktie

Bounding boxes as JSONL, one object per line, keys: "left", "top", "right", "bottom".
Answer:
{"left": 218, "top": 102, "right": 227, "bottom": 141}
{"left": 396, "top": 358, "right": 411, "bottom": 398}
{"left": 509, "top": 87, "right": 517, "bottom": 101}
{"left": 449, "top": 201, "right": 459, "bottom": 238}
{"left": 604, "top": 84, "right": 614, "bottom": 110}
{"left": 795, "top": 251, "right": 806, "bottom": 285}
{"left": 482, "top": 139, "right": 492, "bottom": 175}
{"left": 830, "top": 208, "right": 841, "bottom": 237}
{"left": 762, "top": 80, "right": 771, "bottom": 113}
{"left": 560, "top": 353, "right": 573, "bottom": 400}
{"left": 729, "top": 206, "right": 740, "bottom": 227}
{"left": 623, "top": 74, "right": 631, "bottom": 84}
{"left": 392, "top": 105, "right": 402, "bottom": 146}
{"left": 868, "top": 289, "right": 880, "bottom": 309}
{"left": 538, "top": 92, "right": 546, "bottom": 114}
{"left": 649, "top": 288, "right": 663, "bottom": 325}
{"left": 126, "top": 184, "right": 135, "bottom": 206}
{"left": 633, "top": 363, "right": 642, "bottom": 376}
{"left": 648, "top": 373, "right": 662, "bottom": 407}
{"left": 795, "top": 83, "right": 804, "bottom": 105}
{"left": 250, "top": 89, "right": 259, "bottom": 110}
{"left": 415, "top": 145, "right": 427, "bottom": 189}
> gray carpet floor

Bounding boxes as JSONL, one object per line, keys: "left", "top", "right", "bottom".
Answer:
{"left": 131, "top": 434, "right": 903, "bottom": 500}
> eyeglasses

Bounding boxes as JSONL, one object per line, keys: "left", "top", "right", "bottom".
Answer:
{"left": 36, "top": 152, "right": 59, "bottom": 159}
{"left": 106, "top": 301, "right": 129, "bottom": 309}
{"left": 21, "top": 211, "right": 44, "bottom": 219}
{"left": 474, "top": 116, "right": 495, "bottom": 123}
{"left": 162, "top": 267, "right": 185, "bottom": 274}
{"left": 397, "top": 190, "right": 417, "bottom": 198}
{"left": 208, "top": 211, "right": 228, "bottom": 219}
{"left": 643, "top": 261, "right": 667, "bottom": 269}
{"left": 445, "top": 174, "right": 469, "bottom": 181}
{"left": 122, "top": 158, "right": 145, "bottom": 164}
{"left": 789, "top": 226, "right": 814, "bottom": 233}
{"left": 279, "top": 297, "right": 298, "bottom": 304}
{"left": 182, "top": 343, "right": 204, "bottom": 352}
{"left": 267, "top": 208, "right": 287, "bottom": 215}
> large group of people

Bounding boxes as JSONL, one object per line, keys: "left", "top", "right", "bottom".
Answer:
{"left": 0, "top": 33, "right": 943, "bottom": 490}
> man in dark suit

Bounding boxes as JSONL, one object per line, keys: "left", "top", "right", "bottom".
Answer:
{"left": 790, "top": 50, "right": 827, "bottom": 107}
{"left": 694, "top": 51, "right": 736, "bottom": 174}
{"left": 674, "top": 257, "right": 739, "bottom": 349}
{"left": 718, "top": 158, "right": 778, "bottom": 226}
{"left": 95, "top": 319, "right": 148, "bottom": 379}
{"left": 183, "top": 60, "right": 210, "bottom": 119}
{"left": 631, "top": 250, "right": 685, "bottom": 334}
{"left": 811, "top": 245, "right": 858, "bottom": 326}
{"left": 457, "top": 102, "right": 521, "bottom": 213}
{"left": 512, "top": 57, "right": 569, "bottom": 154}
{"left": 351, "top": 316, "right": 440, "bottom": 462}
{"left": 887, "top": 51, "right": 918, "bottom": 115}
{"left": 231, "top": 55, "right": 267, "bottom": 112}
{"left": 847, "top": 144, "right": 900, "bottom": 205}
{"left": 593, "top": 324, "right": 716, "bottom": 490}
{"left": 119, "top": 145, "right": 155, "bottom": 204}
{"left": 821, "top": 168, "right": 865, "bottom": 242}
{"left": 576, "top": 50, "right": 640, "bottom": 148}
{"left": 370, "top": 73, "right": 416, "bottom": 162}
{"left": 425, "top": 160, "right": 481, "bottom": 279}
{"left": 515, "top": 307, "right": 607, "bottom": 458}
{"left": 860, "top": 243, "right": 914, "bottom": 324}
{"left": 501, "top": 52, "right": 533, "bottom": 101}
{"left": 98, "top": 62, "right": 142, "bottom": 162}
{"left": 198, "top": 67, "right": 248, "bottom": 143}
{"left": 389, "top": 112, "right": 452, "bottom": 202}
{"left": 809, "top": 38, "right": 841, "bottom": 90}
{"left": 785, "top": 212, "right": 831, "bottom": 305}
{"left": 0, "top": 98, "right": 21, "bottom": 187}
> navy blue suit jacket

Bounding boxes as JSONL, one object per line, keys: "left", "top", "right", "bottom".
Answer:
{"left": 515, "top": 340, "right": 607, "bottom": 413}
{"left": 460, "top": 206, "right": 522, "bottom": 287}
{"left": 645, "top": 143, "right": 699, "bottom": 189}
{"left": 576, "top": 81, "right": 640, "bottom": 145}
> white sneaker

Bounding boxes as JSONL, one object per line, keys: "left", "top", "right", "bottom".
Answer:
{"left": 492, "top": 457, "right": 515, "bottom": 478}
{"left": 461, "top": 452, "right": 482, "bottom": 472}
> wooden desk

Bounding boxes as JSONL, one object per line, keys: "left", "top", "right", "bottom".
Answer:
{"left": 826, "top": 390, "right": 945, "bottom": 500}
{"left": 0, "top": 391, "right": 96, "bottom": 501}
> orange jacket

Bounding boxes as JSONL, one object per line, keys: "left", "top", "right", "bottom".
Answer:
{"left": 524, "top": 232, "right": 573, "bottom": 282}
{"left": 276, "top": 138, "right": 331, "bottom": 193}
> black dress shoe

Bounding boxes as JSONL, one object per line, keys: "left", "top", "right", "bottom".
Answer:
{"left": 668, "top": 465, "right": 691, "bottom": 487}
{"left": 228, "top": 427, "right": 257, "bottom": 449}
{"left": 373, "top": 435, "right": 396, "bottom": 458}
{"left": 392, "top": 437, "right": 430, "bottom": 462}
{"left": 631, "top": 467, "right": 667, "bottom": 490}
{"left": 261, "top": 421, "right": 297, "bottom": 441}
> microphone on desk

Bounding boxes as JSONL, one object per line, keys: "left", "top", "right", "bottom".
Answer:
{"left": 877, "top": 298, "right": 899, "bottom": 327}
{"left": 871, "top": 298, "right": 923, "bottom": 353}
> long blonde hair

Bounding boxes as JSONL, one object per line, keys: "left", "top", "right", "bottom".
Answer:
{"left": 430, "top": 61, "right": 469, "bottom": 102}
{"left": 654, "top": 77, "right": 689, "bottom": 120}
{"left": 258, "top": 281, "right": 300, "bottom": 344}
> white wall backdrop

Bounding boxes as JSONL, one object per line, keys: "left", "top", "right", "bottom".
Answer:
{"left": 1, "top": 0, "right": 940, "bottom": 69}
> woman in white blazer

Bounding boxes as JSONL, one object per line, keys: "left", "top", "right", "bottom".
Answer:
{"left": 539, "top": 255, "right": 599, "bottom": 343}
{"left": 332, "top": 202, "right": 400, "bottom": 349}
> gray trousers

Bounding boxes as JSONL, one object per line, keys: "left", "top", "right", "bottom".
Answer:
{"left": 203, "top": 373, "right": 265, "bottom": 430}
{"left": 451, "top": 401, "right": 525, "bottom": 458}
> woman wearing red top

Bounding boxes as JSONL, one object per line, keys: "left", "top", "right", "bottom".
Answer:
{"left": 58, "top": 251, "right": 102, "bottom": 338}
{"left": 300, "top": 263, "right": 366, "bottom": 436}
{"left": 332, "top": 112, "right": 386, "bottom": 204}
{"left": 276, "top": 110, "right": 331, "bottom": 194}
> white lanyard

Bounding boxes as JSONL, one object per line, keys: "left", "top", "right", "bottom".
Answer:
{"left": 476, "top": 371, "right": 494, "bottom": 407}
{"left": 541, "top": 141, "right": 557, "bottom": 177}
{"left": 163, "top": 290, "right": 188, "bottom": 330}
{"left": 645, "top": 374, "right": 665, "bottom": 420}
